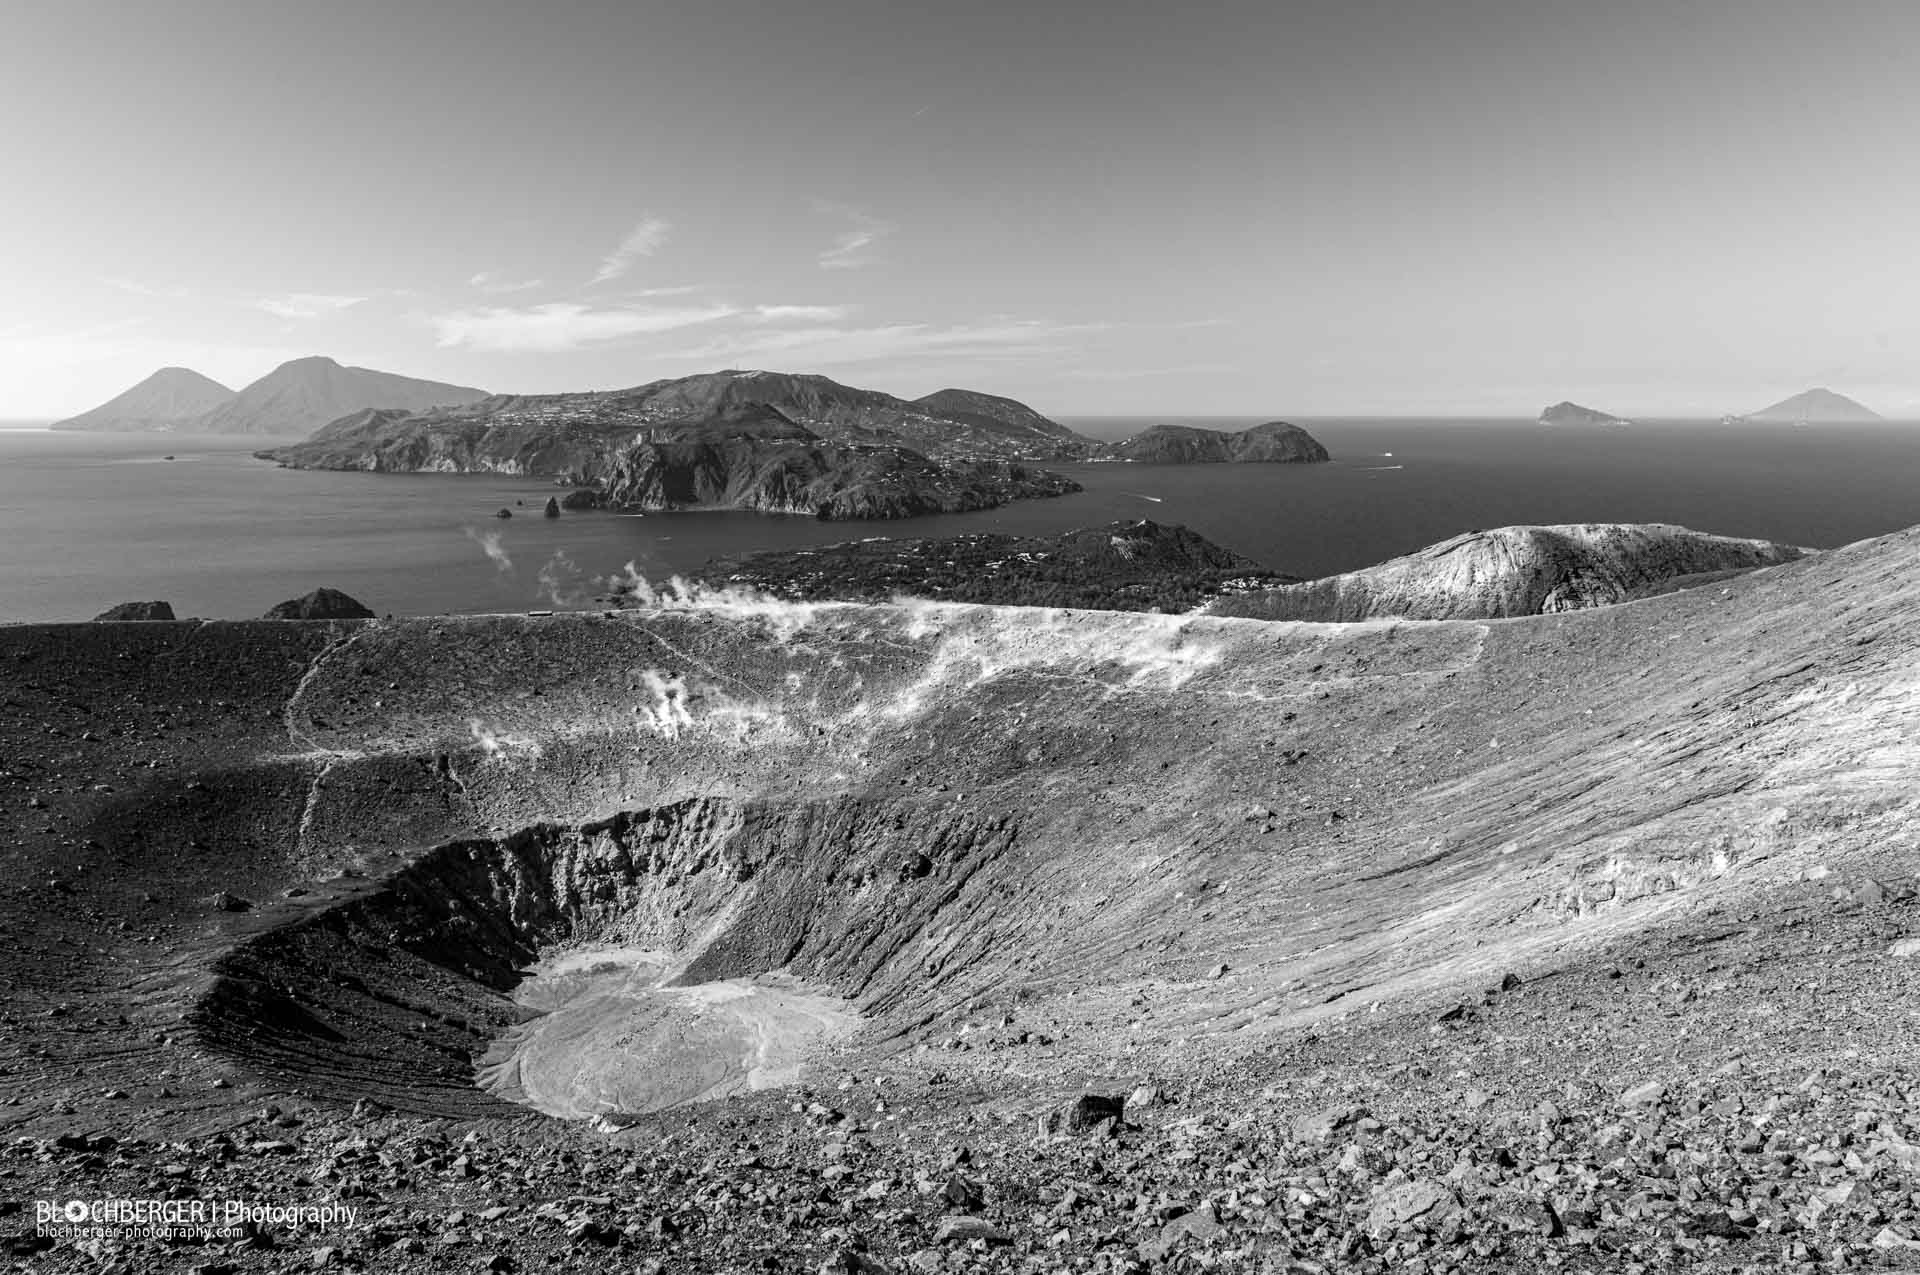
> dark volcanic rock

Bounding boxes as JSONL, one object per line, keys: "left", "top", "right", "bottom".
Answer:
{"left": 558, "top": 489, "right": 603, "bottom": 511}
{"left": 1107, "top": 420, "right": 1329, "bottom": 464}
{"left": 1056, "top": 1092, "right": 1126, "bottom": 1132}
{"left": 695, "top": 518, "right": 1294, "bottom": 611}
{"left": 92, "top": 601, "right": 176, "bottom": 622}
{"left": 542, "top": 496, "right": 560, "bottom": 518}
{"left": 261, "top": 588, "right": 375, "bottom": 621}
{"left": 597, "top": 407, "right": 1077, "bottom": 519}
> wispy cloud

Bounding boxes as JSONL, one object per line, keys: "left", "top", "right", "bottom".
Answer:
{"left": 430, "top": 301, "right": 738, "bottom": 353}
{"left": 1064, "top": 362, "right": 1237, "bottom": 381}
{"left": 658, "top": 318, "right": 1103, "bottom": 368}
{"left": 590, "top": 217, "right": 671, "bottom": 285}
{"left": 617, "top": 284, "right": 703, "bottom": 299}
{"left": 99, "top": 276, "right": 191, "bottom": 299}
{"left": 751, "top": 304, "right": 851, "bottom": 323}
{"left": 469, "top": 271, "right": 544, "bottom": 295}
{"left": 257, "top": 293, "right": 366, "bottom": 320}
{"left": 816, "top": 205, "right": 893, "bottom": 270}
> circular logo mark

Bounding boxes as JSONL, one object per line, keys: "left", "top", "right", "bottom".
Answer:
{"left": 63, "top": 1200, "right": 88, "bottom": 1222}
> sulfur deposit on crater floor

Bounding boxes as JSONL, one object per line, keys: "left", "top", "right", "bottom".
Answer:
{"left": 5, "top": 528, "right": 1920, "bottom": 1272}
{"left": 478, "top": 950, "right": 859, "bottom": 1119}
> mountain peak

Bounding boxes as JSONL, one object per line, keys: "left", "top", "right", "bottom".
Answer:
{"left": 1742, "top": 387, "right": 1881, "bottom": 423}
{"left": 190, "top": 360, "right": 489, "bottom": 436}
{"left": 49, "top": 365, "right": 237, "bottom": 432}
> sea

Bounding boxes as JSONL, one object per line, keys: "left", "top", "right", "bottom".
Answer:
{"left": 3, "top": 417, "right": 1919, "bottom": 624}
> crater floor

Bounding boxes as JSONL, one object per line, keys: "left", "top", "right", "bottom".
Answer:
{"left": 478, "top": 951, "right": 859, "bottom": 1119}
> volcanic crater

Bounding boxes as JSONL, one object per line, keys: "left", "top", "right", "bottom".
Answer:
{"left": 7, "top": 533, "right": 1920, "bottom": 1270}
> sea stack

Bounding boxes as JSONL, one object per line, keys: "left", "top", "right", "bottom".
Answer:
{"left": 261, "top": 588, "right": 375, "bottom": 620}
{"left": 91, "top": 601, "right": 177, "bottom": 621}
{"left": 543, "top": 496, "right": 561, "bottom": 518}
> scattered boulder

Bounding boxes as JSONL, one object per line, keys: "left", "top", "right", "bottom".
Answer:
{"left": 1293, "top": 1104, "right": 1367, "bottom": 1144}
{"left": 1365, "top": 1179, "right": 1460, "bottom": 1239}
{"left": 1127, "top": 1083, "right": 1167, "bottom": 1110}
{"left": 933, "top": 1216, "right": 1011, "bottom": 1245}
{"left": 1620, "top": 1080, "right": 1667, "bottom": 1109}
{"left": 1138, "top": 1201, "right": 1225, "bottom": 1261}
{"left": 210, "top": 891, "right": 250, "bottom": 913}
{"left": 560, "top": 489, "right": 604, "bottom": 510}
{"left": 92, "top": 600, "right": 175, "bottom": 621}
{"left": 495, "top": 508, "right": 513, "bottom": 519}
{"left": 262, "top": 588, "right": 375, "bottom": 621}
{"left": 1040, "top": 1093, "right": 1125, "bottom": 1136}
{"left": 542, "top": 496, "right": 561, "bottom": 518}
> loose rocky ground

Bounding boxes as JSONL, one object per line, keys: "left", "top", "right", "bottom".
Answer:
{"left": 4, "top": 526, "right": 1920, "bottom": 1272}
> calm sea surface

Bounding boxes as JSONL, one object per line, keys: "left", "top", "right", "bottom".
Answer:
{"left": 3, "top": 418, "right": 1919, "bottom": 623}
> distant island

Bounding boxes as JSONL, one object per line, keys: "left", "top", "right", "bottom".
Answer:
{"left": 1538, "top": 400, "right": 1632, "bottom": 427}
{"left": 258, "top": 369, "right": 1091, "bottom": 519}
{"left": 58, "top": 359, "right": 1340, "bottom": 518}
{"left": 1734, "top": 387, "right": 1882, "bottom": 424}
{"left": 52, "top": 356, "right": 488, "bottom": 435}
{"left": 50, "top": 366, "right": 236, "bottom": 432}
{"left": 1104, "top": 420, "right": 1330, "bottom": 464}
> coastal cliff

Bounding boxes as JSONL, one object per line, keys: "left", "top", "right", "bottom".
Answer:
{"left": 1207, "top": 523, "right": 1805, "bottom": 621}
{"left": 258, "top": 372, "right": 1089, "bottom": 518}
{"left": 263, "top": 400, "right": 1079, "bottom": 519}
{"left": 1106, "top": 420, "right": 1329, "bottom": 463}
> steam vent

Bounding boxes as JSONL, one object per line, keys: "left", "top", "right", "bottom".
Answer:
{"left": 9, "top": 531, "right": 1920, "bottom": 1268}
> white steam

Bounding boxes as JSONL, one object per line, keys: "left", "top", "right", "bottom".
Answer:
{"left": 465, "top": 527, "right": 514, "bottom": 573}
{"left": 468, "top": 717, "right": 540, "bottom": 760}
{"left": 538, "top": 550, "right": 592, "bottom": 608}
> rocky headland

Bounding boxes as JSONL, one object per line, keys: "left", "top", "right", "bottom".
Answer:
{"left": 1105, "top": 420, "right": 1330, "bottom": 464}
{"left": 1208, "top": 523, "right": 1806, "bottom": 621}
{"left": 257, "top": 372, "right": 1091, "bottom": 519}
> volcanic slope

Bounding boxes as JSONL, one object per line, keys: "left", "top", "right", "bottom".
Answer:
{"left": 5, "top": 526, "right": 1920, "bottom": 1270}
{"left": 49, "top": 366, "right": 235, "bottom": 431}
{"left": 1208, "top": 522, "right": 1806, "bottom": 620}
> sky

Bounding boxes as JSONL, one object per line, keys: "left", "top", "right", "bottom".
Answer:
{"left": 6, "top": 0, "right": 1920, "bottom": 419}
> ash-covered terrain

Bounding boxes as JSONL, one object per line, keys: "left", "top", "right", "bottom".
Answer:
{"left": 4, "top": 523, "right": 1920, "bottom": 1273}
